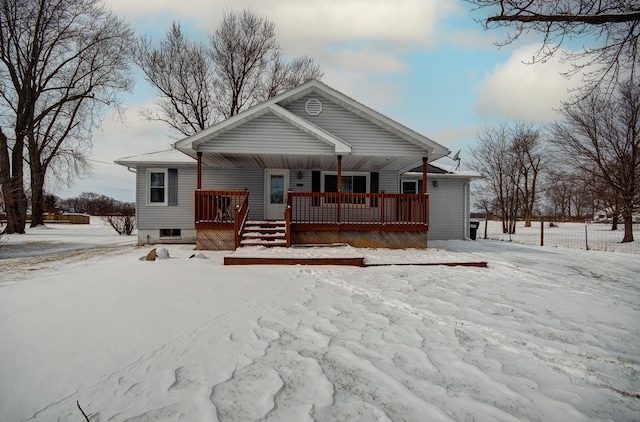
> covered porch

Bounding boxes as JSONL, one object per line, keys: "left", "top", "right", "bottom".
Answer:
{"left": 193, "top": 155, "right": 432, "bottom": 250}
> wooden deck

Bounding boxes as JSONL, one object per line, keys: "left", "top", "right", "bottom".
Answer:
{"left": 224, "top": 246, "right": 487, "bottom": 267}
{"left": 224, "top": 256, "right": 366, "bottom": 266}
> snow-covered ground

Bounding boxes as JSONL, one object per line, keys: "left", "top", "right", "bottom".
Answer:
{"left": 482, "top": 220, "right": 640, "bottom": 254}
{"left": 0, "top": 221, "right": 639, "bottom": 421}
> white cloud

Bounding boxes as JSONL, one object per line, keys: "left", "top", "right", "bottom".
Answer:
{"left": 263, "top": 0, "right": 440, "bottom": 44}
{"left": 105, "top": 0, "right": 458, "bottom": 84}
{"left": 475, "top": 44, "right": 583, "bottom": 121}
{"left": 106, "top": 0, "right": 451, "bottom": 45}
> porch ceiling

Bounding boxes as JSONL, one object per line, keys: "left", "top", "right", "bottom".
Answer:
{"left": 200, "top": 152, "right": 424, "bottom": 172}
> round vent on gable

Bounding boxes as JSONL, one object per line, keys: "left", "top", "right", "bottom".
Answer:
{"left": 305, "top": 98, "right": 322, "bottom": 116}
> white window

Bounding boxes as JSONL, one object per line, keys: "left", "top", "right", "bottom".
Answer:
{"left": 147, "top": 168, "right": 178, "bottom": 206}
{"left": 148, "top": 169, "right": 168, "bottom": 205}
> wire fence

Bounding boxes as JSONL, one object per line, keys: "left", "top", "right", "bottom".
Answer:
{"left": 480, "top": 220, "right": 640, "bottom": 254}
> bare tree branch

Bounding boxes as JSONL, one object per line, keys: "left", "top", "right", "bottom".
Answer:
{"left": 466, "top": 0, "right": 640, "bottom": 96}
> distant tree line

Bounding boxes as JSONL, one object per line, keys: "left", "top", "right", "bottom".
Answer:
{"left": 53, "top": 192, "right": 132, "bottom": 216}
{"left": 49, "top": 192, "right": 135, "bottom": 235}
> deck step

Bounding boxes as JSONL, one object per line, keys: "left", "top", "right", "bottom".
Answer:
{"left": 240, "top": 220, "right": 287, "bottom": 248}
{"left": 244, "top": 226, "right": 284, "bottom": 233}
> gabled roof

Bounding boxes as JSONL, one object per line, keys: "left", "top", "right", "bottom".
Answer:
{"left": 174, "top": 79, "right": 449, "bottom": 161}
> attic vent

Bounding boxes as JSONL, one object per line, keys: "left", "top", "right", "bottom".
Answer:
{"left": 305, "top": 98, "right": 322, "bottom": 116}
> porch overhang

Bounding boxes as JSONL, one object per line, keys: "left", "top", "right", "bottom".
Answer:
{"left": 196, "top": 151, "right": 433, "bottom": 173}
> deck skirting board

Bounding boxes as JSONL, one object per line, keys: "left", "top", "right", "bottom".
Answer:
{"left": 196, "top": 229, "right": 234, "bottom": 250}
{"left": 292, "top": 230, "right": 427, "bottom": 249}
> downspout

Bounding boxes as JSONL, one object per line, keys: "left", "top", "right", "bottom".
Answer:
{"left": 464, "top": 180, "right": 470, "bottom": 240}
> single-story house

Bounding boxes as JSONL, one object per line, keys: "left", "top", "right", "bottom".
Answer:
{"left": 116, "top": 80, "right": 480, "bottom": 250}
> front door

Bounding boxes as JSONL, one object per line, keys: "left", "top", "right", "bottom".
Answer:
{"left": 265, "top": 169, "right": 289, "bottom": 220}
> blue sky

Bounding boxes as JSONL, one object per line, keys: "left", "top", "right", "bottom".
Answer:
{"left": 56, "top": 0, "right": 584, "bottom": 202}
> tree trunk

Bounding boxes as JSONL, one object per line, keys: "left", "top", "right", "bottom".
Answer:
{"left": 621, "top": 203, "right": 634, "bottom": 243}
{"left": 523, "top": 208, "right": 532, "bottom": 227}
{"left": 29, "top": 160, "right": 46, "bottom": 227}
{"left": 484, "top": 214, "right": 489, "bottom": 239}
{"left": 621, "top": 217, "right": 634, "bottom": 242}
{"left": 0, "top": 129, "right": 27, "bottom": 234}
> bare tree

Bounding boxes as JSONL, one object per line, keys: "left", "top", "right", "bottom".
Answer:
{"left": 210, "top": 9, "right": 279, "bottom": 119}
{"left": 552, "top": 81, "right": 640, "bottom": 242}
{"left": 470, "top": 122, "right": 547, "bottom": 233}
{"left": 511, "top": 122, "right": 545, "bottom": 226}
{"left": 134, "top": 9, "right": 322, "bottom": 137}
{"left": 466, "top": 0, "right": 640, "bottom": 95}
{"left": 102, "top": 202, "right": 135, "bottom": 235}
{"left": 134, "top": 22, "right": 215, "bottom": 137}
{"left": 470, "top": 123, "right": 521, "bottom": 234}
{"left": 472, "top": 187, "right": 498, "bottom": 239}
{"left": 543, "top": 168, "right": 576, "bottom": 221}
{"left": 0, "top": 0, "right": 133, "bottom": 232}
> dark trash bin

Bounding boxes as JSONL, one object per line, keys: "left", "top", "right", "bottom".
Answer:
{"left": 469, "top": 221, "right": 480, "bottom": 240}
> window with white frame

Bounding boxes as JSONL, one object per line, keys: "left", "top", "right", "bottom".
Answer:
{"left": 147, "top": 168, "right": 178, "bottom": 206}
{"left": 148, "top": 169, "right": 167, "bottom": 205}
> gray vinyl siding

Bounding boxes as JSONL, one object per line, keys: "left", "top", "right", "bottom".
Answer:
{"left": 285, "top": 95, "right": 427, "bottom": 156}
{"left": 379, "top": 171, "right": 399, "bottom": 194}
{"left": 198, "top": 112, "right": 334, "bottom": 155}
{"left": 200, "top": 168, "right": 265, "bottom": 220}
{"left": 289, "top": 170, "right": 313, "bottom": 193}
{"left": 136, "top": 165, "right": 196, "bottom": 230}
{"left": 427, "top": 178, "right": 467, "bottom": 240}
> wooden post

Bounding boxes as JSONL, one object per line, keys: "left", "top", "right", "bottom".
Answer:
{"left": 380, "top": 191, "right": 385, "bottom": 225}
{"left": 422, "top": 156, "right": 428, "bottom": 195}
{"left": 422, "top": 156, "right": 428, "bottom": 226}
{"left": 337, "top": 155, "right": 342, "bottom": 225}
{"left": 540, "top": 219, "right": 544, "bottom": 246}
{"left": 196, "top": 151, "right": 202, "bottom": 190}
{"left": 337, "top": 155, "right": 342, "bottom": 191}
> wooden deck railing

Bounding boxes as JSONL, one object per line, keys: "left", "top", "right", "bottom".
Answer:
{"left": 195, "top": 190, "right": 248, "bottom": 228}
{"left": 287, "top": 192, "right": 428, "bottom": 231}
